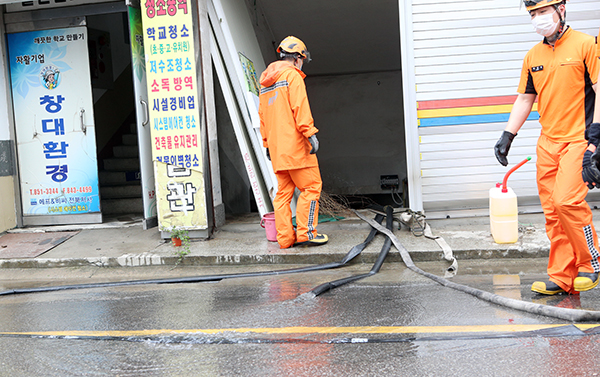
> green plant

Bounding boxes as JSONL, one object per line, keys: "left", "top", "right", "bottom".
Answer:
{"left": 163, "top": 227, "right": 191, "bottom": 265}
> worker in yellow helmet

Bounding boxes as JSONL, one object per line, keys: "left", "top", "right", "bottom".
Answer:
{"left": 258, "top": 36, "right": 327, "bottom": 249}
{"left": 495, "top": 0, "right": 600, "bottom": 295}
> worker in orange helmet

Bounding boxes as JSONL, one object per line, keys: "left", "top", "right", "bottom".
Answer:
{"left": 259, "top": 36, "right": 328, "bottom": 249}
{"left": 494, "top": 0, "right": 600, "bottom": 295}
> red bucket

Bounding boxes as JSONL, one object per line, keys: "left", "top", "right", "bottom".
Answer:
{"left": 260, "top": 212, "right": 277, "bottom": 242}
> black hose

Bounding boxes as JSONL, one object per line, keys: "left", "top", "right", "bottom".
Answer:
{"left": 354, "top": 210, "right": 600, "bottom": 322}
{"left": 340, "top": 212, "right": 383, "bottom": 264}
{"left": 0, "top": 214, "right": 385, "bottom": 297}
{"left": 311, "top": 206, "right": 394, "bottom": 296}
{"left": 369, "top": 206, "right": 394, "bottom": 274}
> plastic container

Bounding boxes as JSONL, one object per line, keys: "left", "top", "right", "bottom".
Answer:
{"left": 260, "top": 212, "right": 277, "bottom": 242}
{"left": 489, "top": 157, "right": 531, "bottom": 244}
{"left": 489, "top": 183, "right": 518, "bottom": 243}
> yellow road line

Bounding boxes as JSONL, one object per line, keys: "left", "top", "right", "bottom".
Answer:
{"left": 1, "top": 324, "right": 598, "bottom": 338}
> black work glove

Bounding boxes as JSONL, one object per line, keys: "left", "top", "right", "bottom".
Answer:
{"left": 266, "top": 148, "right": 271, "bottom": 161}
{"left": 585, "top": 122, "right": 600, "bottom": 147}
{"left": 494, "top": 131, "right": 516, "bottom": 166}
{"left": 582, "top": 150, "right": 600, "bottom": 189}
{"left": 308, "top": 135, "right": 319, "bottom": 154}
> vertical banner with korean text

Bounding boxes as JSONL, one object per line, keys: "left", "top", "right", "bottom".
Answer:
{"left": 7, "top": 27, "right": 100, "bottom": 218}
{"left": 141, "top": 0, "right": 208, "bottom": 230}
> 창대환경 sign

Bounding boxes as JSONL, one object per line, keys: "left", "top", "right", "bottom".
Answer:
{"left": 7, "top": 27, "right": 101, "bottom": 218}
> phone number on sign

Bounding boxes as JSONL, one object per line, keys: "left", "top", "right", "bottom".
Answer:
{"left": 30, "top": 186, "right": 93, "bottom": 196}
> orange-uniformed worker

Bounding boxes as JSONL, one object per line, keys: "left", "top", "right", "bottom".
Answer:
{"left": 259, "top": 36, "right": 328, "bottom": 249}
{"left": 494, "top": 0, "right": 600, "bottom": 295}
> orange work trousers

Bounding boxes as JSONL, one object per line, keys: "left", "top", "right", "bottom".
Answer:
{"left": 537, "top": 135, "right": 600, "bottom": 293}
{"left": 274, "top": 165, "right": 322, "bottom": 249}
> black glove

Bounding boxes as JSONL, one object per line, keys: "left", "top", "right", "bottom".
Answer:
{"left": 266, "top": 148, "right": 271, "bottom": 161}
{"left": 582, "top": 150, "right": 600, "bottom": 189}
{"left": 308, "top": 135, "right": 319, "bottom": 154}
{"left": 494, "top": 131, "right": 516, "bottom": 166}
{"left": 586, "top": 122, "right": 600, "bottom": 147}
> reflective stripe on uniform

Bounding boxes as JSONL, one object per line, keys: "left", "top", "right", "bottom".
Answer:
{"left": 260, "top": 80, "right": 289, "bottom": 95}
{"left": 584, "top": 225, "right": 600, "bottom": 273}
{"left": 307, "top": 200, "right": 317, "bottom": 240}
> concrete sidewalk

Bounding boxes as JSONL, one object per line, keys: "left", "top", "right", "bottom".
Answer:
{"left": 0, "top": 209, "right": 565, "bottom": 269}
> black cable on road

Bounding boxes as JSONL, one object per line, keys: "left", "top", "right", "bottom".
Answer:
{"left": 0, "top": 214, "right": 385, "bottom": 297}
{"left": 311, "top": 205, "right": 394, "bottom": 296}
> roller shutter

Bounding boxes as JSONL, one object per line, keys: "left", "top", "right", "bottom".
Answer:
{"left": 411, "top": 0, "right": 600, "bottom": 217}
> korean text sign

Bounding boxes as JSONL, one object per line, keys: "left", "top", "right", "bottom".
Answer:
{"left": 7, "top": 27, "right": 100, "bottom": 216}
{"left": 141, "top": 0, "right": 207, "bottom": 229}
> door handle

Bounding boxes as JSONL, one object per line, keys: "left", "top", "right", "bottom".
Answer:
{"left": 140, "top": 99, "right": 149, "bottom": 127}
{"left": 79, "top": 108, "right": 87, "bottom": 134}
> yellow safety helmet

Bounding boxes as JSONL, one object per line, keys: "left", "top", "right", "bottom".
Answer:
{"left": 523, "top": 0, "right": 566, "bottom": 12}
{"left": 277, "top": 36, "right": 311, "bottom": 62}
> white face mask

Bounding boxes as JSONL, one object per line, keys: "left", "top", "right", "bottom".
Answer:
{"left": 531, "top": 11, "right": 559, "bottom": 37}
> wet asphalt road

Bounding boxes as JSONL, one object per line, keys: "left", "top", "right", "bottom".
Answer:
{"left": 1, "top": 260, "right": 600, "bottom": 376}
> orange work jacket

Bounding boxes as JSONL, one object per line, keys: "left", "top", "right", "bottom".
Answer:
{"left": 259, "top": 60, "right": 319, "bottom": 173}
{"left": 517, "top": 27, "right": 598, "bottom": 142}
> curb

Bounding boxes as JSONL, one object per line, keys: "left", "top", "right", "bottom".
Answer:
{"left": 0, "top": 246, "right": 550, "bottom": 269}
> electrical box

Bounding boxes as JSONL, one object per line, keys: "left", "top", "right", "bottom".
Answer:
{"left": 380, "top": 175, "right": 399, "bottom": 190}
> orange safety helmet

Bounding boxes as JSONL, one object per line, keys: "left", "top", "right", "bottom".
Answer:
{"left": 523, "top": 0, "right": 566, "bottom": 12}
{"left": 277, "top": 36, "right": 311, "bottom": 62}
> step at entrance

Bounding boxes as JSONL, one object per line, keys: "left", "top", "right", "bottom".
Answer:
{"left": 113, "top": 145, "right": 139, "bottom": 158}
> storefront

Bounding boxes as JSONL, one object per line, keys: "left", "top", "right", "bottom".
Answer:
{"left": 0, "top": 0, "right": 599, "bottom": 234}
{"left": 0, "top": 0, "right": 215, "bottom": 237}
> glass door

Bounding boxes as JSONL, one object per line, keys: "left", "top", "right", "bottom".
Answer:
{"left": 7, "top": 26, "right": 102, "bottom": 226}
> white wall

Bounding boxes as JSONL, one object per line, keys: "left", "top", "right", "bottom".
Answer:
{"left": 219, "top": 0, "right": 267, "bottom": 76}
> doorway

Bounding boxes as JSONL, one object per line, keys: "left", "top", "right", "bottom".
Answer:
{"left": 86, "top": 12, "right": 146, "bottom": 221}
{"left": 223, "top": 0, "right": 408, "bottom": 209}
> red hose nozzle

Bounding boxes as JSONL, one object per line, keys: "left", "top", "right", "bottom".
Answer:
{"left": 502, "top": 157, "right": 531, "bottom": 193}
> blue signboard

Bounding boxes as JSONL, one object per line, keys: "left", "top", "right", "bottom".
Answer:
{"left": 7, "top": 27, "right": 101, "bottom": 216}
